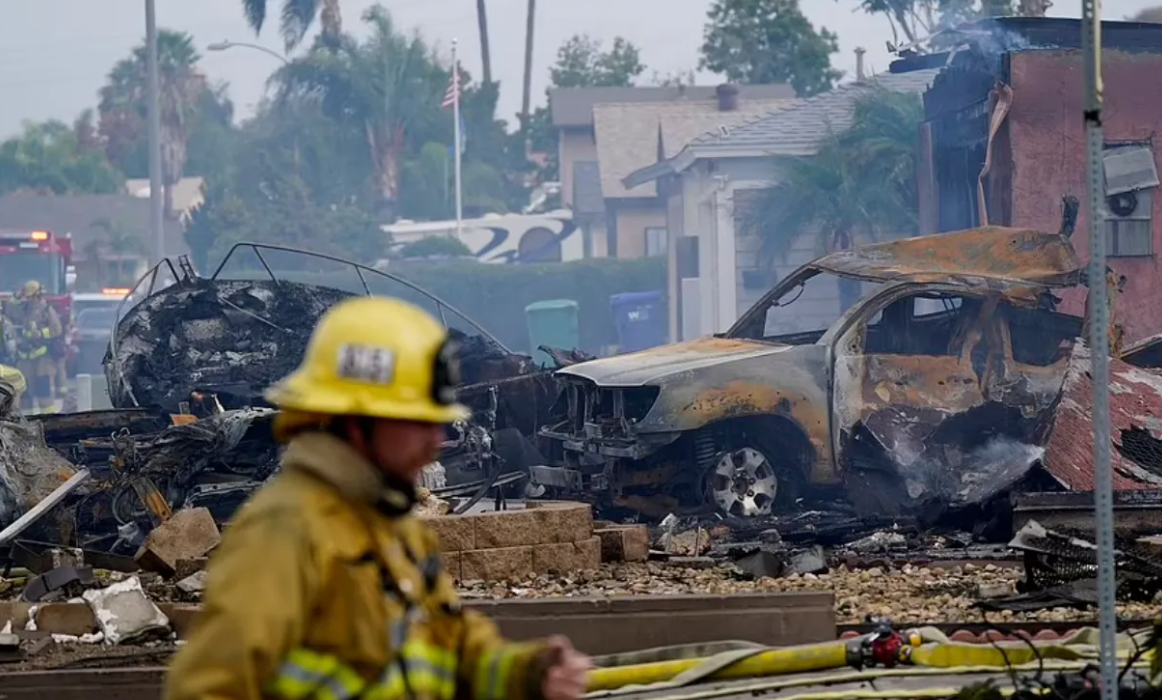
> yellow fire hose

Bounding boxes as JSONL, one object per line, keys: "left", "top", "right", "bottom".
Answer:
{"left": 585, "top": 626, "right": 1154, "bottom": 695}
{"left": 587, "top": 641, "right": 851, "bottom": 692}
{"left": 587, "top": 662, "right": 1151, "bottom": 700}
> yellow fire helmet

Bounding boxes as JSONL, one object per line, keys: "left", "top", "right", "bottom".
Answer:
{"left": 265, "top": 296, "right": 471, "bottom": 426}
{"left": 18, "top": 280, "right": 41, "bottom": 299}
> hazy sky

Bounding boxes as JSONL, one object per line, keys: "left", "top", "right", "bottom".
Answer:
{"left": 0, "top": 0, "right": 1157, "bottom": 138}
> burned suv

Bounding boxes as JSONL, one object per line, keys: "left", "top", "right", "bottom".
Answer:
{"left": 538, "top": 226, "right": 1089, "bottom": 519}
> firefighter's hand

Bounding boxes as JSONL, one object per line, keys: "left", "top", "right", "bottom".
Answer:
{"left": 541, "top": 635, "right": 591, "bottom": 700}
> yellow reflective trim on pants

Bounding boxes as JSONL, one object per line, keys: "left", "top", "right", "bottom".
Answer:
{"left": 267, "top": 649, "right": 368, "bottom": 700}
{"left": 473, "top": 647, "right": 519, "bottom": 700}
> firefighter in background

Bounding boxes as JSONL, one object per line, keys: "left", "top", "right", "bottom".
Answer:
{"left": 0, "top": 313, "right": 26, "bottom": 415}
{"left": 8, "top": 281, "right": 62, "bottom": 413}
{"left": 164, "top": 296, "right": 591, "bottom": 700}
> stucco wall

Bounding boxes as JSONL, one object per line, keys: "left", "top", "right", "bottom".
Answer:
{"left": 559, "top": 127, "right": 597, "bottom": 209}
{"left": 1008, "top": 50, "right": 1162, "bottom": 343}
{"left": 612, "top": 200, "right": 666, "bottom": 259}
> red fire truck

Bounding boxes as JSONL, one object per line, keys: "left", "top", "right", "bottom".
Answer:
{"left": 0, "top": 229, "right": 75, "bottom": 373}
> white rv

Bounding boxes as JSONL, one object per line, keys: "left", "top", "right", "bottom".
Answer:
{"left": 383, "top": 210, "right": 580, "bottom": 264}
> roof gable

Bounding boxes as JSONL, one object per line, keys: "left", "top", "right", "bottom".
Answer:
{"left": 593, "top": 99, "right": 791, "bottom": 198}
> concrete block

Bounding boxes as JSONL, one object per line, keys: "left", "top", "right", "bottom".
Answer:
{"left": 573, "top": 536, "right": 601, "bottom": 571}
{"left": 595, "top": 525, "right": 649, "bottom": 562}
{"left": 135, "top": 508, "right": 221, "bottom": 576}
{"left": 439, "top": 552, "right": 462, "bottom": 581}
{"left": 532, "top": 542, "right": 577, "bottom": 574}
{"left": 82, "top": 577, "right": 170, "bottom": 645}
{"left": 460, "top": 546, "right": 534, "bottom": 582}
{"left": 532, "top": 503, "right": 593, "bottom": 544}
{"left": 33, "top": 603, "right": 97, "bottom": 636}
{"left": 0, "top": 603, "right": 31, "bottom": 630}
{"left": 473, "top": 509, "right": 543, "bottom": 549}
{"left": 156, "top": 604, "right": 199, "bottom": 639}
{"left": 425, "top": 515, "right": 476, "bottom": 552}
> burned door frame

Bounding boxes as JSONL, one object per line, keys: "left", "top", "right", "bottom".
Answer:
{"left": 826, "top": 282, "right": 1008, "bottom": 472}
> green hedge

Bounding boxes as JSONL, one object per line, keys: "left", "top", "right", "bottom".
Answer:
{"left": 228, "top": 257, "right": 666, "bottom": 354}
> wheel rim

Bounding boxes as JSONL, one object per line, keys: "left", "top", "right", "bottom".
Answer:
{"left": 709, "top": 447, "right": 778, "bottom": 517}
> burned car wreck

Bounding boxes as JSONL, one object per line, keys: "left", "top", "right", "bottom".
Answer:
{"left": 537, "top": 225, "right": 1114, "bottom": 521}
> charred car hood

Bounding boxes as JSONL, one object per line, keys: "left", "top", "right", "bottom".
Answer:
{"left": 556, "top": 337, "right": 797, "bottom": 386}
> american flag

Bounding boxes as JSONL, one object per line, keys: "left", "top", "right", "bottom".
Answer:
{"left": 441, "top": 66, "right": 461, "bottom": 110}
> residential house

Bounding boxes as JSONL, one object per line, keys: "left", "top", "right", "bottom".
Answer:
{"left": 622, "top": 68, "right": 941, "bottom": 341}
{"left": 551, "top": 84, "right": 795, "bottom": 259}
{"left": 917, "top": 17, "right": 1162, "bottom": 345}
{"left": 125, "top": 176, "right": 206, "bottom": 224}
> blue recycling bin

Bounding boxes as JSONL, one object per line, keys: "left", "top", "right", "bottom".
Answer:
{"left": 610, "top": 290, "right": 666, "bottom": 353}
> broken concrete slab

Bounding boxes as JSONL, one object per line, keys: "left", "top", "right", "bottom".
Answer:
{"left": 595, "top": 525, "right": 649, "bottom": 563}
{"left": 135, "top": 508, "right": 221, "bottom": 577}
{"left": 82, "top": 577, "right": 170, "bottom": 645}
{"left": 789, "top": 545, "right": 828, "bottom": 575}
{"left": 33, "top": 603, "right": 97, "bottom": 636}
{"left": 176, "top": 571, "right": 207, "bottom": 596}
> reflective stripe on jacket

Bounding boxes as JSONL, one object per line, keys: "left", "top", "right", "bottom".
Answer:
{"left": 163, "top": 431, "right": 552, "bottom": 700}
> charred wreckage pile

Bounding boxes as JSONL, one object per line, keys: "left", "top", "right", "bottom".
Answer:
{"left": 1, "top": 224, "right": 1162, "bottom": 599}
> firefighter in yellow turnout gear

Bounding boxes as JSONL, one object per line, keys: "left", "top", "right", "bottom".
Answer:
{"left": 164, "top": 296, "right": 591, "bottom": 700}
{"left": 7, "top": 281, "right": 61, "bottom": 413}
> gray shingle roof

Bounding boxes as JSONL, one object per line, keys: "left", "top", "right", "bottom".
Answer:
{"left": 549, "top": 84, "right": 795, "bottom": 127}
{"left": 594, "top": 99, "right": 791, "bottom": 198}
{"left": 689, "top": 68, "right": 943, "bottom": 156}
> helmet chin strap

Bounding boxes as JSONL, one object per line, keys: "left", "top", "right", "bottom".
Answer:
{"left": 336, "top": 416, "right": 418, "bottom": 516}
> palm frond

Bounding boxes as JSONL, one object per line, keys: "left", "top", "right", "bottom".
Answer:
{"left": 241, "top": 0, "right": 267, "bottom": 33}
{"left": 280, "top": 0, "right": 321, "bottom": 51}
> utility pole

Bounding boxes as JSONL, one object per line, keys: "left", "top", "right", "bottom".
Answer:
{"left": 1081, "top": 2, "right": 1117, "bottom": 699}
{"left": 520, "top": 0, "right": 536, "bottom": 140}
{"left": 145, "top": 0, "right": 165, "bottom": 264}
{"left": 476, "top": 0, "right": 492, "bottom": 84}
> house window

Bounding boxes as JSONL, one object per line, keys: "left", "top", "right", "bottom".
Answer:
{"left": 645, "top": 227, "right": 668, "bottom": 257}
{"left": 1103, "top": 143, "right": 1158, "bottom": 258}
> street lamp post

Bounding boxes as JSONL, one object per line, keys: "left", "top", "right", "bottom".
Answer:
{"left": 207, "top": 40, "right": 289, "bottom": 64}
{"left": 145, "top": 0, "right": 164, "bottom": 265}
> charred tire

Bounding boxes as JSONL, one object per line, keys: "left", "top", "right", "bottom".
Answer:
{"left": 694, "top": 417, "right": 809, "bottom": 518}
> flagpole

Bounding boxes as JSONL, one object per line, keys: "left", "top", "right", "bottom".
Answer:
{"left": 452, "top": 38, "right": 464, "bottom": 243}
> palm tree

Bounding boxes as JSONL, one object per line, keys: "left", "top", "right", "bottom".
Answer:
{"left": 746, "top": 88, "right": 923, "bottom": 310}
{"left": 239, "top": 0, "right": 342, "bottom": 51}
{"left": 269, "top": 5, "right": 445, "bottom": 220}
{"left": 98, "top": 30, "right": 207, "bottom": 219}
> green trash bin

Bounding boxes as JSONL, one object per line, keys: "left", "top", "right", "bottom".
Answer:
{"left": 525, "top": 299, "right": 579, "bottom": 367}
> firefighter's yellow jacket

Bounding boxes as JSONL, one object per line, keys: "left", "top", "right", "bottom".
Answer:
{"left": 164, "top": 431, "right": 553, "bottom": 700}
{"left": 9, "top": 299, "right": 61, "bottom": 378}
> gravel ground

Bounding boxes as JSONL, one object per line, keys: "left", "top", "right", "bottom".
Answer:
{"left": 458, "top": 561, "right": 1162, "bottom": 624}
{"left": 6, "top": 561, "right": 1160, "bottom": 630}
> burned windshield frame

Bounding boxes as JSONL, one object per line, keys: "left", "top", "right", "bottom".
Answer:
{"left": 728, "top": 272, "right": 883, "bottom": 343}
